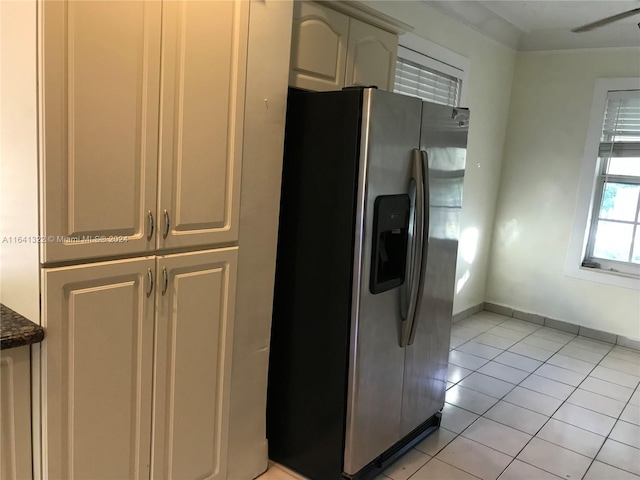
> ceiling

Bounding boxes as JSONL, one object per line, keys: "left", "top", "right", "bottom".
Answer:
{"left": 426, "top": 1, "right": 640, "bottom": 51}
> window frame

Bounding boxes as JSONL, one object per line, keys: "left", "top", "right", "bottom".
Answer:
{"left": 565, "top": 77, "right": 640, "bottom": 290}
{"left": 584, "top": 159, "right": 640, "bottom": 273}
{"left": 395, "top": 33, "right": 469, "bottom": 106}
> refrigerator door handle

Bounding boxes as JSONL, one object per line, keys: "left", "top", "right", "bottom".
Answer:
{"left": 400, "top": 149, "right": 425, "bottom": 347}
{"left": 407, "top": 149, "right": 430, "bottom": 346}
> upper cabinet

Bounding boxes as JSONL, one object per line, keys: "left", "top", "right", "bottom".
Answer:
{"left": 40, "top": 1, "right": 162, "bottom": 263}
{"left": 40, "top": 1, "right": 248, "bottom": 264}
{"left": 288, "top": 1, "right": 410, "bottom": 92}
{"left": 157, "top": 1, "right": 247, "bottom": 251}
{"left": 345, "top": 18, "right": 398, "bottom": 91}
{"left": 289, "top": 2, "right": 349, "bottom": 91}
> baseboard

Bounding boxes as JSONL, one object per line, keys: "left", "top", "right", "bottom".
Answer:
{"left": 483, "top": 302, "right": 513, "bottom": 318}
{"left": 482, "top": 302, "right": 640, "bottom": 351}
{"left": 452, "top": 303, "right": 485, "bottom": 323}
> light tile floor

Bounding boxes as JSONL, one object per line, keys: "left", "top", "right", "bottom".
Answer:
{"left": 258, "top": 463, "right": 301, "bottom": 480}
{"left": 259, "top": 311, "right": 640, "bottom": 480}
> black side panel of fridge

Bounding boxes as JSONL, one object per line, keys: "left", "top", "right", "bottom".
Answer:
{"left": 267, "top": 88, "right": 363, "bottom": 480}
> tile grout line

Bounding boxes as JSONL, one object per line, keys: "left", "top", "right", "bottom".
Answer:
{"left": 578, "top": 378, "right": 640, "bottom": 478}
{"left": 391, "top": 314, "right": 639, "bottom": 480}
{"left": 507, "top": 340, "right": 613, "bottom": 480}
{"left": 498, "top": 325, "right": 639, "bottom": 479}
{"left": 409, "top": 317, "right": 514, "bottom": 479}
{"left": 406, "top": 434, "right": 507, "bottom": 480}
{"left": 445, "top": 314, "right": 640, "bottom": 480}
{"left": 468, "top": 328, "right": 576, "bottom": 480}
{"left": 448, "top": 318, "right": 562, "bottom": 479}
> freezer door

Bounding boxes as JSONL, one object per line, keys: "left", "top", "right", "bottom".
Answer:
{"left": 343, "top": 89, "right": 423, "bottom": 475}
{"left": 401, "top": 102, "right": 469, "bottom": 435}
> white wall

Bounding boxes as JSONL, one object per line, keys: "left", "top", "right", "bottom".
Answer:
{"left": 486, "top": 48, "right": 640, "bottom": 339}
{"left": 0, "top": 0, "right": 40, "bottom": 322}
{"left": 364, "top": 1, "right": 517, "bottom": 315}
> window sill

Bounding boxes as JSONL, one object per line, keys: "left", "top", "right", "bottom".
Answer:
{"left": 564, "top": 263, "right": 640, "bottom": 291}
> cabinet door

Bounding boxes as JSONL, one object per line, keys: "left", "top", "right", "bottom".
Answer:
{"left": 40, "top": 1, "right": 162, "bottom": 263}
{"left": 152, "top": 248, "right": 238, "bottom": 480}
{"left": 345, "top": 19, "right": 398, "bottom": 91}
{"left": 289, "top": 1, "right": 349, "bottom": 91}
{"left": 0, "top": 346, "right": 32, "bottom": 480}
{"left": 157, "top": 1, "right": 249, "bottom": 250}
{"left": 42, "top": 257, "right": 155, "bottom": 480}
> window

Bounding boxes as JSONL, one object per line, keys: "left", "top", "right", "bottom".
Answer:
{"left": 393, "top": 33, "right": 468, "bottom": 107}
{"left": 584, "top": 90, "right": 640, "bottom": 273}
{"left": 394, "top": 52, "right": 461, "bottom": 106}
{"left": 566, "top": 78, "right": 640, "bottom": 290}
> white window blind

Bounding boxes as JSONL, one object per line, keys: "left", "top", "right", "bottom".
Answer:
{"left": 599, "top": 90, "right": 640, "bottom": 156}
{"left": 585, "top": 89, "right": 640, "bottom": 272}
{"left": 394, "top": 55, "right": 461, "bottom": 107}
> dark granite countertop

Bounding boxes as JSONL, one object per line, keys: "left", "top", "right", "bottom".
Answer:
{"left": 1, "top": 304, "right": 44, "bottom": 350}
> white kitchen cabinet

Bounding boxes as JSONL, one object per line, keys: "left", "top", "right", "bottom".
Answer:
{"left": 345, "top": 18, "right": 398, "bottom": 91}
{"left": 151, "top": 248, "right": 237, "bottom": 480}
{"left": 42, "top": 248, "right": 237, "bottom": 480}
{"left": 40, "top": 1, "right": 162, "bottom": 263}
{"left": 0, "top": 346, "right": 33, "bottom": 480}
{"left": 289, "top": 1, "right": 350, "bottom": 91}
{"left": 289, "top": 1, "right": 406, "bottom": 92}
{"left": 40, "top": 0, "right": 249, "bottom": 264}
{"left": 42, "top": 258, "right": 156, "bottom": 480}
{"left": 157, "top": 1, "right": 248, "bottom": 251}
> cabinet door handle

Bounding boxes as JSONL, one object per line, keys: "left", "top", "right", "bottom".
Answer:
{"left": 163, "top": 209, "right": 170, "bottom": 239}
{"left": 147, "top": 211, "right": 155, "bottom": 241}
{"left": 161, "top": 267, "right": 168, "bottom": 296}
{"left": 146, "top": 268, "right": 154, "bottom": 297}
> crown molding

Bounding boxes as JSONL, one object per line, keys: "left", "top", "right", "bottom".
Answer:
{"left": 316, "top": 0, "right": 414, "bottom": 34}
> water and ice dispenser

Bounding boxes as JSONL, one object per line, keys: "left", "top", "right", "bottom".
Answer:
{"left": 369, "top": 194, "right": 410, "bottom": 294}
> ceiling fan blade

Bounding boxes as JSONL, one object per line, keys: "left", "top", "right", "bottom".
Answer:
{"left": 572, "top": 7, "right": 640, "bottom": 32}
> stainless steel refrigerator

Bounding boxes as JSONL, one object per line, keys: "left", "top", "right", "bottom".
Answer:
{"left": 267, "top": 87, "right": 469, "bottom": 480}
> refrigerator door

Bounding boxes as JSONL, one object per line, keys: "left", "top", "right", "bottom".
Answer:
{"left": 343, "top": 89, "right": 423, "bottom": 475}
{"left": 401, "top": 102, "right": 469, "bottom": 435}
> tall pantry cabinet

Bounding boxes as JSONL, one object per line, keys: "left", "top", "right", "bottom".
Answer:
{"left": 1, "top": 0, "right": 293, "bottom": 479}
{"left": 40, "top": 1, "right": 245, "bottom": 478}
